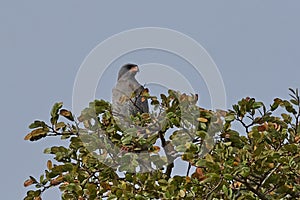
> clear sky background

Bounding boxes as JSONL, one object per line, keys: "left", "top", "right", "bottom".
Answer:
{"left": 1, "top": 1, "right": 299, "bottom": 199}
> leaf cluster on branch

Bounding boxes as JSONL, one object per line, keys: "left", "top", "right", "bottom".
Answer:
{"left": 24, "top": 89, "right": 300, "bottom": 199}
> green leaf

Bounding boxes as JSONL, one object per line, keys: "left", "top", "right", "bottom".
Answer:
{"left": 282, "top": 100, "right": 297, "bottom": 114}
{"left": 290, "top": 99, "right": 299, "bottom": 106}
{"left": 281, "top": 113, "right": 292, "bottom": 124}
{"left": 196, "top": 131, "right": 207, "bottom": 139}
{"left": 240, "top": 167, "right": 250, "bottom": 177}
{"left": 28, "top": 120, "right": 47, "bottom": 129}
{"left": 121, "top": 134, "right": 133, "bottom": 145}
{"left": 232, "top": 104, "right": 239, "bottom": 113}
{"left": 252, "top": 102, "right": 263, "bottom": 109}
{"left": 270, "top": 98, "right": 282, "bottom": 111}
{"left": 44, "top": 147, "right": 51, "bottom": 154}
{"left": 222, "top": 185, "right": 228, "bottom": 196}
{"left": 225, "top": 114, "right": 235, "bottom": 122}
{"left": 146, "top": 133, "right": 159, "bottom": 145}
{"left": 50, "top": 102, "right": 63, "bottom": 125}
{"left": 284, "top": 144, "right": 298, "bottom": 154}
{"left": 223, "top": 174, "right": 233, "bottom": 180}
{"left": 195, "top": 159, "right": 207, "bottom": 167}
{"left": 199, "top": 122, "right": 207, "bottom": 130}
{"left": 23, "top": 89, "right": 300, "bottom": 199}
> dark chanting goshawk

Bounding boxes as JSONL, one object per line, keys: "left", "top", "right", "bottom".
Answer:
{"left": 112, "top": 64, "right": 153, "bottom": 172}
{"left": 112, "top": 64, "right": 178, "bottom": 172}
{"left": 112, "top": 64, "right": 149, "bottom": 127}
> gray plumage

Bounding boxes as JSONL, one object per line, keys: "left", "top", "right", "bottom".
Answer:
{"left": 112, "top": 64, "right": 149, "bottom": 121}
{"left": 112, "top": 64, "right": 175, "bottom": 172}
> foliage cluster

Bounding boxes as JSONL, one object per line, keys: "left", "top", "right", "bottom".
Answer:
{"left": 24, "top": 89, "right": 300, "bottom": 199}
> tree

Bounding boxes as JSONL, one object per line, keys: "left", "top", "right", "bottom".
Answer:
{"left": 24, "top": 89, "right": 300, "bottom": 199}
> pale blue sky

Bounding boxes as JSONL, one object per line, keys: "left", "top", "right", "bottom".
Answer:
{"left": 1, "top": 1, "right": 300, "bottom": 199}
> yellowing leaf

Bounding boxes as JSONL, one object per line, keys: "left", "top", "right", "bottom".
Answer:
{"left": 185, "top": 176, "right": 191, "bottom": 183}
{"left": 24, "top": 133, "right": 32, "bottom": 141}
{"left": 257, "top": 123, "right": 268, "bottom": 132}
{"left": 59, "top": 109, "right": 74, "bottom": 121}
{"left": 142, "top": 88, "right": 149, "bottom": 96}
{"left": 152, "top": 146, "right": 161, "bottom": 153}
{"left": 100, "top": 182, "right": 111, "bottom": 190}
{"left": 233, "top": 181, "right": 242, "bottom": 188}
{"left": 47, "top": 160, "right": 52, "bottom": 170}
{"left": 179, "top": 189, "right": 186, "bottom": 198}
{"left": 24, "top": 179, "right": 34, "bottom": 187}
{"left": 50, "top": 176, "right": 64, "bottom": 186}
{"left": 205, "top": 154, "right": 214, "bottom": 163}
{"left": 268, "top": 163, "right": 274, "bottom": 168}
{"left": 295, "top": 136, "right": 300, "bottom": 143}
{"left": 55, "top": 122, "right": 66, "bottom": 130}
{"left": 192, "top": 167, "right": 206, "bottom": 181}
{"left": 197, "top": 117, "right": 208, "bottom": 123}
{"left": 24, "top": 128, "right": 48, "bottom": 141}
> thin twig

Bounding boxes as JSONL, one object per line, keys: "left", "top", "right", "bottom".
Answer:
{"left": 233, "top": 176, "right": 269, "bottom": 200}
{"left": 261, "top": 163, "right": 281, "bottom": 187}
{"left": 205, "top": 177, "right": 223, "bottom": 199}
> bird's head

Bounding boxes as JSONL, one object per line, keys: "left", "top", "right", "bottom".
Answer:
{"left": 117, "top": 63, "right": 139, "bottom": 80}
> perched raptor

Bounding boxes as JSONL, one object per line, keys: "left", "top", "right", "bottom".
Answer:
{"left": 112, "top": 64, "right": 177, "bottom": 172}
{"left": 112, "top": 64, "right": 149, "bottom": 125}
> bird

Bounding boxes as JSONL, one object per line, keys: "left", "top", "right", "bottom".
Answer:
{"left": 112, "top": 64, "right": 149, "bottom": 128}
{"left": 112, "top": 64, "right": 179, "bottom": 173}
{"left": 112, "top": 64, "right": 153, "bottom": 172}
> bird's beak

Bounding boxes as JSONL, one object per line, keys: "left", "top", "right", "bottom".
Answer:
{"left": 131, "top": 66, "right": 139, "bottom": 72}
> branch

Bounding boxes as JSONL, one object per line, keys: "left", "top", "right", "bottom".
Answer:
{"left": 236, "top": 117, "right": 254, "bottom": 133}
{"left": 186, "top": 163, "right": 192, "bottom": 177}
{"left": 205, "top": 177, "right": 223, "bottom": 199}
{"left": 260, "top": 163, "right": 281, "bottom": 187}
{"left": 233, "top": 176, "right": 269, "bottom": 200}
{"left": 158, "top": 130, "right": 174, "bottom": 179}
